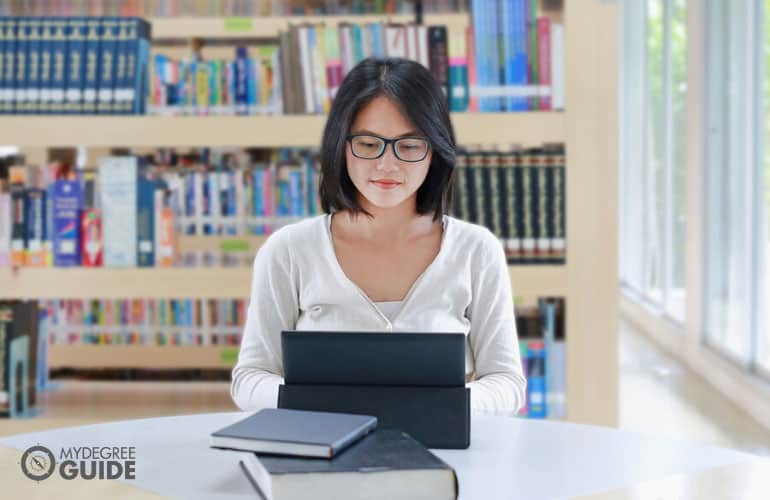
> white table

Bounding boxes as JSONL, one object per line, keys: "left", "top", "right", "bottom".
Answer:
{"left": 0, "top": 412, "right": 760, "bottom": 499}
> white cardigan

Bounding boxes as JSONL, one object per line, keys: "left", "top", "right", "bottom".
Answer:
{"left": 230, "top": 213, "right": 527, "bottom": 415}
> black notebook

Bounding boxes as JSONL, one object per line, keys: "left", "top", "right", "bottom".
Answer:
{"left": 278, "top": 384, "right": 470, "bottom": 449}
{"left": 210, "top": 409, "right": 377, "bottom": 458}
{"left": 239, "top": 428, "right": 458, "bottom": 500}
{"left": 281, "top": 331, "right": 466, "bottom": 387}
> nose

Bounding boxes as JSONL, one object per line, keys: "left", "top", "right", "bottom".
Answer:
{"left": 375, "top": 144, "right": 400, "bottom": 172}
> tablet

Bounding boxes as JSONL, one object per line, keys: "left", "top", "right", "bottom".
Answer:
{"left": 281, "top": 330, "right": 466, "bottom": 387}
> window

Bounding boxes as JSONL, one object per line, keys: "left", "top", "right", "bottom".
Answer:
{"left": 620, "top": 0, "right": 687, "bottom": 322}
{"left": 759, "top": 0, "right": 770, "bottom": 373}
{"left": 704, "top": 0, "right": 767, "bottom": 370}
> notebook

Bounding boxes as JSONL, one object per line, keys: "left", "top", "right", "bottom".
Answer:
{"left": 210, "top": 408, "right": 377, "bottom": 459}
{"left": 238, "top": 428, "right": 458, "bottom": 500}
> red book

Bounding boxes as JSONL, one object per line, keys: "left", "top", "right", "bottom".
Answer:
{"left": 537, "top": 18, "right": 552, "bottom": 111}
{"left": 80, "top": 208, "right": 103, "bottom": 267}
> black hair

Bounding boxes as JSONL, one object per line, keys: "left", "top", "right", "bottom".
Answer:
{"left": 319, "top": 57, "right": 456, "bottom": 221}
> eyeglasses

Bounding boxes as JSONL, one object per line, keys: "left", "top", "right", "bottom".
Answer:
{"left": 346, "top": 134, "right": 431, "bottom": 163}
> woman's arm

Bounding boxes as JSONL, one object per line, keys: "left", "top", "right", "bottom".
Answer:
{"left": 466, "top": 232, "right": 527, "bottom": 415}
{"left": 230, "top": 229, "right": 299, "bottom": 411}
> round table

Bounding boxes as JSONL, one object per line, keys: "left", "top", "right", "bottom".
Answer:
{"left": 0, "top": 412, "right": 760, "bottom": 499}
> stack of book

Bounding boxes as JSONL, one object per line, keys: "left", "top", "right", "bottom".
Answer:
{"left": 210, "top": 408, "right": 458, "bottom": 500}
{"left": 0, "top": 17, "right": 151, "bottom": 114}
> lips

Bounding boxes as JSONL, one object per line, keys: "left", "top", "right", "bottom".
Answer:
{"left": 371, "top": 179, "right": 401, "bottom": 189}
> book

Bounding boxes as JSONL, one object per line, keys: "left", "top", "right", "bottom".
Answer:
{"left": 99, "top": 156, "right": 137, "bottom": 267}
{"left": 238, "top": 428, "right": 458, "bottom": 500}
{"left": 278, "top": 384, "right": 470, "bottom": 449}
{"left": 51, "top": 179, "right": 82, "bottom": 266}
{"left": 210, "top": 408, "right": 377, "bottom": 459}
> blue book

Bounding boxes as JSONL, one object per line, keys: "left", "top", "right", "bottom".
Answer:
{"left": 117, "top": 18, "right": 150, "bottom": 114}
{"left": 288, "top": 168, "right": 304, "bottom": 216}
{"left": 82, "top": 17, "right": 101, "bottom": 114}
{"left": 512, "top": 0, "right": 530, "bottom": 111}
{"left": 246, "top": 57, "right": 256, "bottom": 114}
{"left": 65, "top": 17, "right": 87, "bottom": 114}
{"left": 235, "top": 46, "right": 248, "bottom": 115}
{"left": 137, "top": 177, "right": 155, "bottom": 267}
{"left": 13, "top": 18, "right": 29, "bottom": 114}
{"left": 211, "top": 408, "right": 377, "bottom": 458}
{"left": 526, "top": 340, "right": 547, "bottom": 418}
{"left": 49, "top": 18, "right": 68, "bottom": 114}
{"left": 38, "top": 18, "right": 53, "bottom": 114}
{"left": 26, "top": 17, "right": 44, "bottom": 114}
{"left": 51, "top": 180, "right": 82, "bottom": 267}
{"left": 252, "top": 168, "right": 264, "bottom": 235}
{"left": 0, "top": 18, "right": 16, "bottom": 114}
{"left": 97, "top": 17, "right": 120, "bottom": 115}
{"left": 184, "top": 173, "right": 195, "bottom": 235}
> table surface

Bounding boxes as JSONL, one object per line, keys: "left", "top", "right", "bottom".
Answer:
{"left": 0, "top": 412, "right": 765, "bottom": 499}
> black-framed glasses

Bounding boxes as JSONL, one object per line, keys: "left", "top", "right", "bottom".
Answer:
{"left": 346, "top": 134, "right": 431, "bottom": 162}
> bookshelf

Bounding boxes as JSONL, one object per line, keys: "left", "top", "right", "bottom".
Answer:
{"left": 151, "top": 14, "right": 470, "bottom": 41}
{"left": 0, "top": 265, "right": 567, "bottom": 300}
{"left": 5, "top": 3, "right": 619, "bottom": 427}
{"left": 0, "top": 113, "right": 564, "bottom": 147}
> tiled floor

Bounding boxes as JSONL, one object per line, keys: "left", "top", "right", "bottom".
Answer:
{"left": 3, "top": 319, "right": 770, "bottom": 458}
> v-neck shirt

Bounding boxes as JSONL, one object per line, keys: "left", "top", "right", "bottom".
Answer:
{"left": 231, "top": 213, "right": 526, "bottom": 415}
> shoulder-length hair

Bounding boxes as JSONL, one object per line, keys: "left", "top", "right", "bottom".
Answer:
{"left": 319, "top": 57, "right": 456, "bottom": 221}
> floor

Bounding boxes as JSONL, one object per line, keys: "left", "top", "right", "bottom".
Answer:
{"left": 3, "top": 319, "right": 770, "bottom": 458}
{"left": 618, "top": 319, "right": 770, "bottom": 457}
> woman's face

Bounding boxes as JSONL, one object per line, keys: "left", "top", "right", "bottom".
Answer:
{"left": 345, "top": 95, "right": 432, "bottom": 211}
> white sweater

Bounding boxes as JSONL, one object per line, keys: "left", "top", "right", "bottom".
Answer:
{"left": 230, "top": 214, "right": 527, "bottom": 415}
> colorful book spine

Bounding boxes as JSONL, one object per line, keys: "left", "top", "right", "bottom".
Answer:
{"left": 526, "top": 340, "right": 546, "bottom": 418}
{"left": 23, "top": 188, "right": 46, "bottom": 266}
{"left": 80, "top": 207, "right": 103, "bottom": 266}
{"left": 448, "top": 30, "right": 468, "bottom": 112}
{"left": 518, "top": 340, "right": 529, "bottom": 417}
{"left": 51, "top": 179, "right": 82, "bottom": 267}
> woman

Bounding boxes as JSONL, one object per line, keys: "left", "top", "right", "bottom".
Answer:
{"left": 231, "top": 57, "right": 526, "bottom": 415}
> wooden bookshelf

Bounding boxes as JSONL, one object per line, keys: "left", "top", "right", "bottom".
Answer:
{"left": 5, "top": 3, "right": 620, "bottom": 427}
{"left": 0, "top": 265, "right": 566, "bottom": 300}
{"left": 0, "top": 112, "right": 564, "bottom": 148}
{"left": 151, "top": 14, "right": 469, "bottom": 41}
{"left": 48, "top": 345, "right": 237, "bottom": 369}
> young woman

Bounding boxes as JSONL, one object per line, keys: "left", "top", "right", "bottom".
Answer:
{"left": 231, "top": 57, "right": 526, "bottom": 415}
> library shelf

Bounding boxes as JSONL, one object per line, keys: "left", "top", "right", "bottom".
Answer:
{"left": 151, "top": 13, "right": 470, "bottom": 41}
{"left": 0, "top": 112, "right": 565, "bottom": 148}
{"left": 48, "top": 345, "right": 237, "bottom": 370}
{"left": 0, "top": 265, "right": 566, "bottom": 300}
